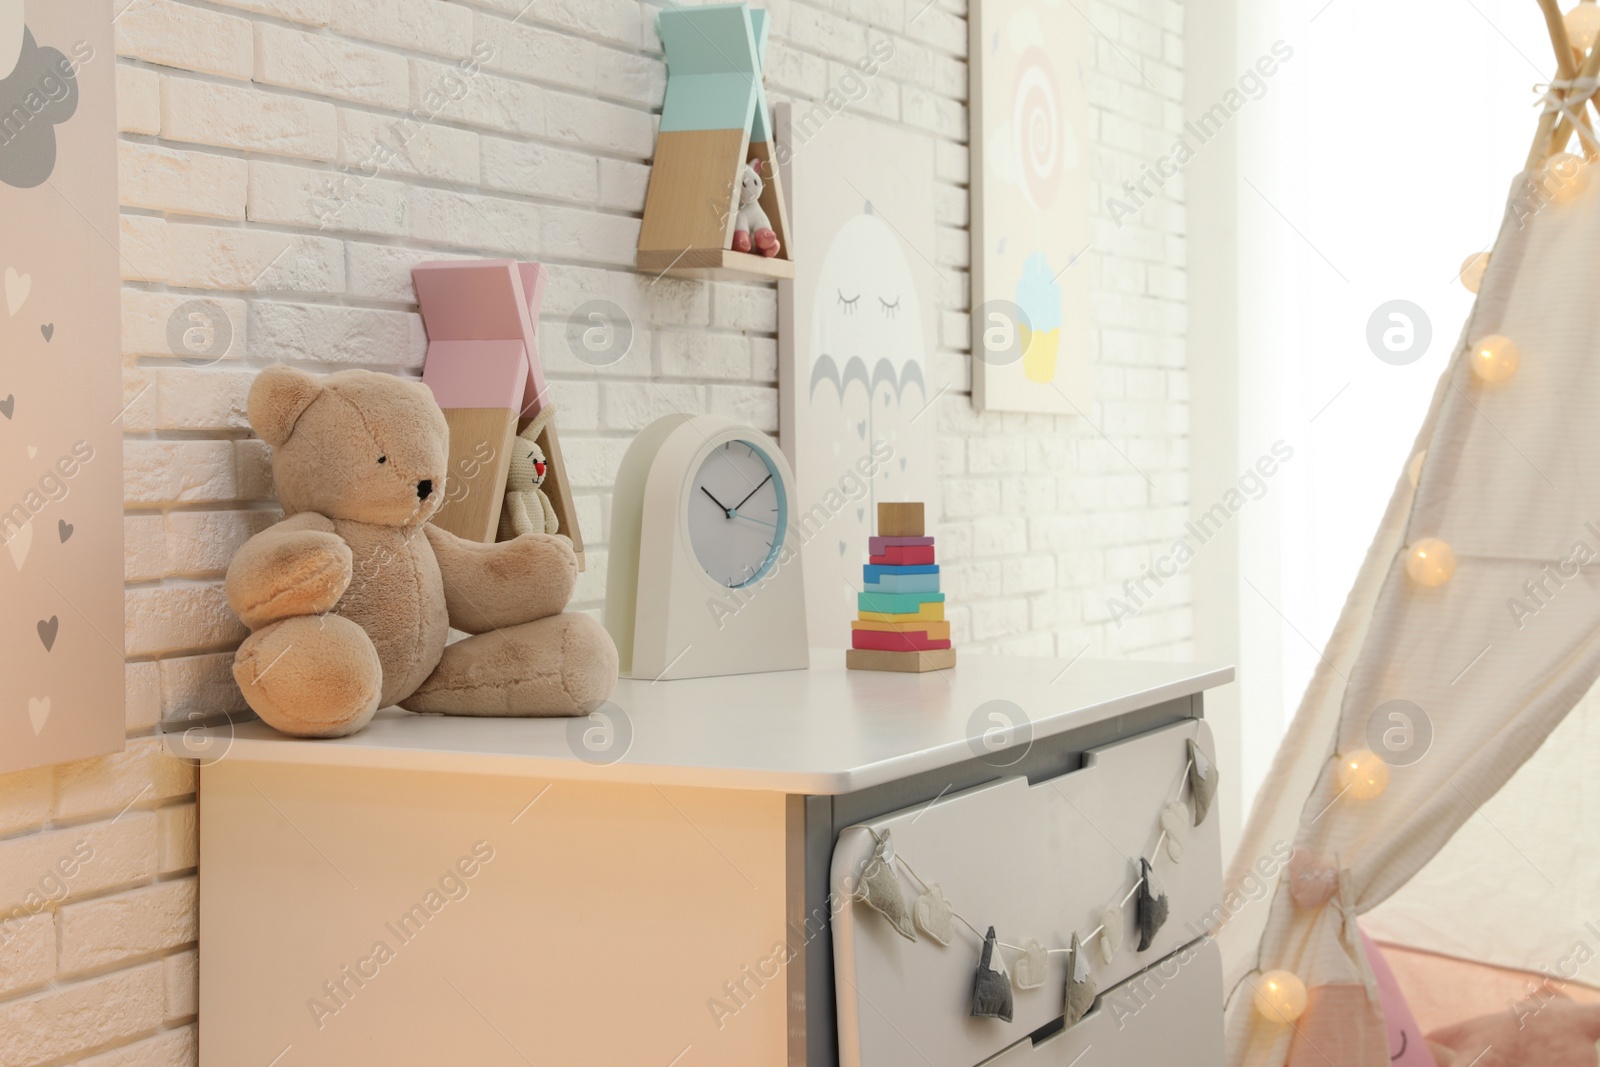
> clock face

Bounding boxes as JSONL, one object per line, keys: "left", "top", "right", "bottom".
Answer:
{"left": 688, "top": 439, "right": 787, "bottom": 589}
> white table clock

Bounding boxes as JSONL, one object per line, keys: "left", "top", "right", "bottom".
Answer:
{"left": 605, "top": 414, "right": 809, "bottom": 680}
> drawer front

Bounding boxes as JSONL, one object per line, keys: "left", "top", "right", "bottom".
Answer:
{"left": 977, "top": 937, "right": 1225, "bottom": 1066}
{"left": 831, "top": 719, "right": 1222, "bottom": 1067}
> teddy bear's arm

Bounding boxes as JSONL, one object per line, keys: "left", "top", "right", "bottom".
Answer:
{"left": 423, "top": 523, "right": 577, "bottom": 632}
{"left": 225, "top": 512, "right": 353, "bottom": 630}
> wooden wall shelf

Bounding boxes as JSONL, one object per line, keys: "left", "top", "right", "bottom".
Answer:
{"left": 636, "top": 3, "right": 793, "bottom": 285}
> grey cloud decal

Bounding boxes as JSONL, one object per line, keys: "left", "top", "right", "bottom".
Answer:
{"left": 0, "top": 27, "right": 78, "bottom": 188}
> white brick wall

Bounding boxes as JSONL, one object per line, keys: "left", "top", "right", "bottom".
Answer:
{"left": 0, "top": 0, "right": 1188, "bottom": 1060}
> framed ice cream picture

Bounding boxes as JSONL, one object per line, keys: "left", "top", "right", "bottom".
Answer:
{"left": 775, "top": 107, "right": 943, "bottom": 650}
{"left": 0, "top": 0, "right": 122, "bottom": 774}
{"left": 970, "top": 0, "right": 1093, "bottom": 414}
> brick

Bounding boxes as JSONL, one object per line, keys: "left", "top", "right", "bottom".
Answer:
{"left": 707, "top": 384, "right": 778, "bottom": 431}
{"left": 120, "top": 141, "right": 247, "bottom": 219}
{"left": 127, "top": 660, "right": 162, "bottom": 732}
{"left": 124, "top": 583, "right": 247, "bottom": 657}
{"left": 115, "top": 0, "right": 252, "bottom": 79}
{"left": 539, "top": 204, "right": 638, "bottom": 266}
{"left": 248, "top": 159, "right": 408, "bottom": 238}
{"left": 0, "top": 964, "right": 164, "bottom": 1067}
{"left": 0, "top": 813, "right": 160, "bottom": 916}
{"left": 125, "top": 514, "right": 165, "bottom": 581}
{"left": 249, "top": 302, "right": 426, "bottom": 369}
{"left": 596, "top": 157, "right": 650, "bottom": 211}
{"left": 254, "top": 24, "right": 409, "bottom": 109}
{"left": 338, "top": 107, "right": 480, "bottom": 185}
{"left": 657, "top": 331, "right": 749, "bottom": 379}
{"left": 407, "top": 185, "right": 539, "bottom": 256}
{"left": 163, "top": 510, "right": 273, "bottom": 576}
{"left": 55, "top": 738, "right": 195, "bottom": 822}
{"left": 475, "top": 12, "right": 596, "bottom": 92}
{"left": 157, "top": 803, "right": 197, "bottom": 873}
{"left": 160, "top": 652, "right": 249, "bottom": 720}
{"left": 123, "top": 290, "right": 247, "bottom": 360}
{"left": 344, "top": 241, "right": 467, "bottom": 303}
{"left": 78, "top": 1025, "right": 197, "bottom": 1067}
{"left": 543, "top": 91, "right": 654, "bottom": 158}
{"left": 331, "top": 0, "right": 475, "bottom": 59}
{"left": 209, "top": 0, "right": 329, "bottom": 23}
{"left": 0, "top": 913, "right": 52, "bottom": 998}
{"left": 124, "top": 440, "right": 238, "bottom": 505}
{"left": 161, "top": 75, "right": 337, "bottom": 160}
{"left": 480, "top": 136, "right": 595, "bottom": 203}
{"left": 471, "top": 0, "right": 641, "bottom": 47}
{"left": 410, "top": 58, "right": 542, "bottom": 138}
{"left": 58, "top": 878, "right": 198, "bottom": 975}
{"left": 119, "top": 214, "right": 169, "bottom": 282}
{"left": 163, "top": 950, "right": 197, "bottom": 1020}
{"left": 602, "top": 381, "right": 699, "bottom": 432}
{"left": 155, "top": 367, "right": 254, "bottom": 430}
{"left": 0, "top": 765, "right": 52, "bottom": 839}
{"left": 166, "top": 224, "right": 345, "bottom": 292}
{"left": 116, "top": 64, "right": 161, "bottom": 134}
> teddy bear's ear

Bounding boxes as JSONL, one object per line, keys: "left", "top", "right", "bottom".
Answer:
{"left": 248, "top": 364, "right": 322, "bottom": 447}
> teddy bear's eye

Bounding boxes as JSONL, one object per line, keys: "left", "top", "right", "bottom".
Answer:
{"left": 377, "top": 456, "right": 387, "bottom": 465}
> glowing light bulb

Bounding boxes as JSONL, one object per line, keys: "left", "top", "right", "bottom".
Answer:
{"left": 1337, "top": 749, "right": 1391, "bottom": 800}
{"left": 1405, "top": 538, "right": 1456, "bottom": 587}
{"left": 1253, "top": 970, "right": 1309, "bottom": 1023}
{"left": 1469, "top": 334, "right": 1520, "bottom": 384}
{"left": 1458, "top": 252, "right": 1490, "bottom": 294}
{"left": 1568, "top": 0, "right": 1600, "bottom": 52}
{"left": 1407, "top": 450, "right": 1426, "bottom": 488}
{"left": 1546, "top": 151, "right": 1588, "bottom": 204}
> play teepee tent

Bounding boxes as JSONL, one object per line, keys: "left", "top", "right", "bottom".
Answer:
{"left": 1221, "top": 3, "right": 1600, "bottom": 1063}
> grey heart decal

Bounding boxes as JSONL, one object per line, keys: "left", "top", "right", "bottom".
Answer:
{"left": 37, "top": 615, "right": 58, "bottom": 651}
{"left": 855, "top": 420, "right": 866, "bottom": 439}
{"left": 899, "top": 458, "right": 907, "bottom": 471}
{"left": 838, "top": 540, "right": 847, "bottom": 556}
{"left": 856, "top": 507, "right": 864, "bottom": 521}
{"left": 0, "top": 394, "right": 12, "bottom": 419}
{"left": 58, "top": 520, "right": 72, "bottom": 542}
{"left": 40, "top": 323, "right": 53, "bottom": 342}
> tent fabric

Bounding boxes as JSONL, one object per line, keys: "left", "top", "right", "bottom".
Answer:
{"left": 1220, "top": 169, "right": 1600, "bottom": 1065}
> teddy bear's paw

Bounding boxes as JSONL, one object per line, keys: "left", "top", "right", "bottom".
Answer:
{"left": 226, "top": 529, "right": 353, "bottom": 629}
{"left": 401, "top": 613, "right": 617, "bottom": 718}
{"left": 234, "top": 615, "right": 382, "bottom": 738}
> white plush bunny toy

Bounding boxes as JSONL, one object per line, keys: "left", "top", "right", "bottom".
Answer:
{"left": 732, "top": 160, "right": 781, "bottom": 258}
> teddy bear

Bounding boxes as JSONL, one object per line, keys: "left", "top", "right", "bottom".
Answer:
{"left": 498, "top": 403, "right": 559, "bottom": 540}
{"left": 732, "top": 160, "right": 780, "bottom": 258}
{"left": 225, "top": 365, "right": 618, "bottom": 738}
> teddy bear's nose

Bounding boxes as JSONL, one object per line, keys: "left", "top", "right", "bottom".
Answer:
{"left": 416, "top": 479, "right": 433, "bottom": 501}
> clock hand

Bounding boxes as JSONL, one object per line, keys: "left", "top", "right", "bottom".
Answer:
{"left": 701, "top": 485, "right": 734, "bottom": 516}
{"left": 732, "top": 473, "right": 773, "bottom": 513}
{"left": 729, "top": 512, "right": 776, "bottom": 529}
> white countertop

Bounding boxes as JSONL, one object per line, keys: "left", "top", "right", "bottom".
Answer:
{"left": 169, "top": 653, "right": 1233, "bottom": 794}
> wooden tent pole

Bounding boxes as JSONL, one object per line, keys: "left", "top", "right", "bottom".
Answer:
{"left": 1538, "top": 0, "right": 1578, "bottom": 79}
{"left": 1529, "top": 0, "right": 1581, "bottom": 167}
{"left": 1551, "top": 32, "right": 1600, "bottom": 158}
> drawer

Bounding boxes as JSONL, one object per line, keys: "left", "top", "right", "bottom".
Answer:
{"left": 831, "top": 719, "right": 1222, "bottom": 1067}
{"left": 977, "top": 937, "right": 1225, "bottom": 1066}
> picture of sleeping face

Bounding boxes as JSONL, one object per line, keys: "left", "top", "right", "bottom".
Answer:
{"left": 812, "top": 207, "right": 926, "bottom": 385}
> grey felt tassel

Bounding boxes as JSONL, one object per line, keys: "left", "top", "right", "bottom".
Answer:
{"left": 1136, "top": 858, "right": 1169, "bottom": 951}
{"left": 1188, "top": 739, "right": 1219, "bottom": 827}
{"left": 970, "top": 927, "right": 1014, "bottom": 1021}
{"left": 856, "top": 831, "right": 916, "bottom": 941}
{"left": 1063, "top": 932, "right": 1097, "bottom": 1027}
